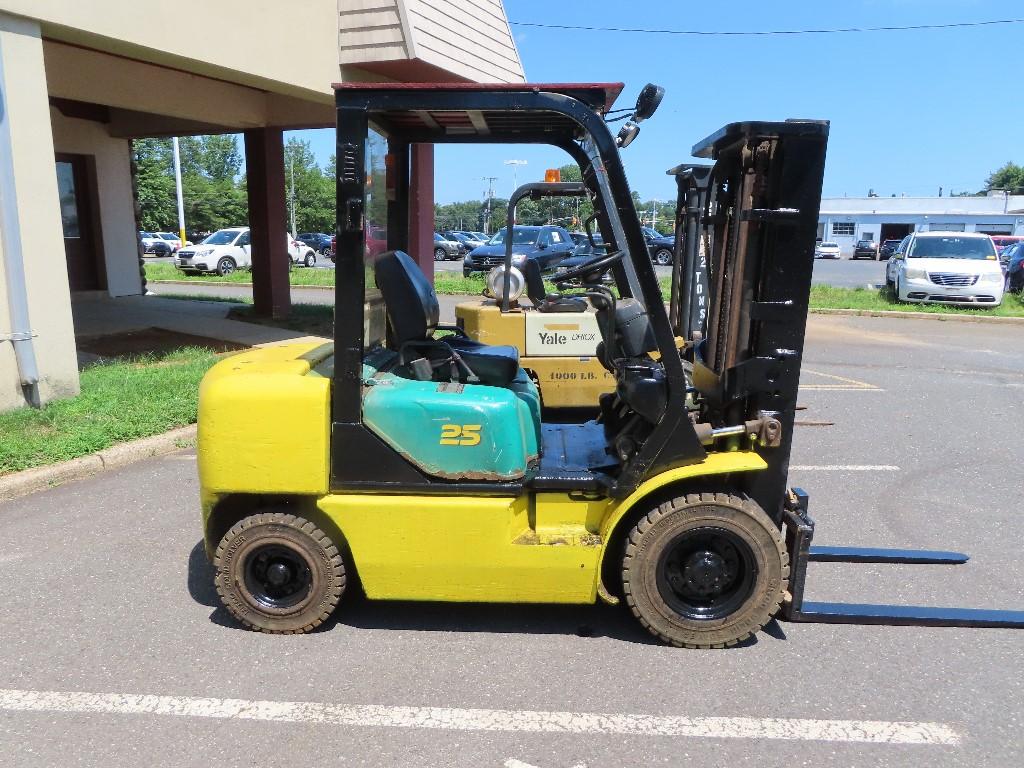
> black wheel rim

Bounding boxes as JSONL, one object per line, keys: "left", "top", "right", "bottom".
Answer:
{"left": 220, "top": 260, "right": 233, "bottom": 274}
{"left": 656, "top": 250, "right": 671, "bottom": 265}
{"left": 242, "top": 544, "right": 313, "bottom": 610}
{"left": 656, "top": 526, "right": 757, "bottom": 621}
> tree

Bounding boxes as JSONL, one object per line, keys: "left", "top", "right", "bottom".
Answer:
{"left": 133, "top": 134, "right": 249, "bottom": 238}
{"left": 986, "top": 162, "right": 1024, "bottom": 193}
{"left": 132, "top": 139, "right": 177, "bottom": 231}
{"left": 284, "top": 137, "right": 334, "bottom": 233}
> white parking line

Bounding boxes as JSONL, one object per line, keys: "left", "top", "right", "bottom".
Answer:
{"left": 800, "top": 369, "right": 882, "bottom": 392}
{"left": 0, "top": 689, "right": 960, "bottom": 746}
{"left": 790, "top": 465, "right": 900, "bottom": 471}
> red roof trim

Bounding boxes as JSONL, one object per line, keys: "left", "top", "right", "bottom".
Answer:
{"left": 332, "top": 82, "right": 626, "bottom": 113}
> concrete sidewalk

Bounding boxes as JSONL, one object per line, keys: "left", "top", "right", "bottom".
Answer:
{"left": 71, "top": 292, "right": 325, "bottom": 347}
{"left": 147, "top": 282, "right": 469, "bottom": 323}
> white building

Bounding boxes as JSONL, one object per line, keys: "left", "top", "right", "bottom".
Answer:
{"left": 818, "top": 193, "right": 1024, "bottom": 256}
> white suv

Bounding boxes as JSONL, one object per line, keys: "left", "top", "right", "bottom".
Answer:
{"left": 886, "top": 231, "right": 1004, "bottom": 307}
{"left": 175, "top": 227, "right": 315, "bottom": 276}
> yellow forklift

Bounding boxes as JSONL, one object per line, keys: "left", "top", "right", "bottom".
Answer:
{"left": 455, "top": 180, "right": 617, "bottom": 410}
{"left": 197, "top": 82, "right": 1024, "bottom": 646}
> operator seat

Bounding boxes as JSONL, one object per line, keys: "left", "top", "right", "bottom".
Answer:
{"left": 522, "top": 258, "right": 587, "bottom": 313}
{"left": 374, "top": 250, "right": 521, "bottom": 387}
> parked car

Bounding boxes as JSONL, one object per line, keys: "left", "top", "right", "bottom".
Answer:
{"left": 1003, "top": 242, "right": 1024, "bottom": 292}
{"left": 469, "top": 231, "right": 489, "bottom": 244}
{"left": 462, "top": 225, "right": 575, "bottom": 277}
{"left": 287, "top": 237, "right": 318, "bottom": 268}
{"left": 852, "top": 239, "right": 878, "bottom": 260}
{"left": 814, "top": 241, "right": 841, "bottom": 259}
{"left": 156, "top": 232, "right": 191, "bottom": 252}
{"left": 328, "top": 235, "right": 336, "bottom": 263}
{"left": 647, "top": 234, "right": 676, "bottom": 266}
{"left": 138, "top": 231, "right": 171, "bottom": 255}
{"left": 366, "top": 225, "right": 387, "bottom": 259}
{"left": 641, "top": 226, "right": 666, "bottom": 243}
{"left": 878, "top": 239, "right": 901, "bottom": 260}
{"left": 175, "top": 227, "right": 314, "bottom": 275}
{"left": 885, "top": 231, "right": 1004, "bottom": 307}
{"left": 442, "top": 231, "right": 477, "bottom": 253}
{"left": 555, "top": 235, "right": 613, "bottom": 283}
{"left": 433, "top": 232, "right": 463, "bottom": 261}
{"left": 297, "top": 232, "right": 333, "bottom": 255}
{"left": 453, "top": 231, "right": 488, "bottom": 250}
{"left": 991, "top": 235, "right": 1024, "bottom": 255}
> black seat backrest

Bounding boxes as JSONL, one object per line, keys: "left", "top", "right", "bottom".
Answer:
{"left": 521, "top": 258, "right": 547, "bottom": 304}
{"left": 374, "top": 251, "right": 439, "bottom": 345}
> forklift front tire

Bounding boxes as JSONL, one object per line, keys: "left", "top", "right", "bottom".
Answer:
{"left": 622, "top": 493, "right": 787, "bottom": 649}
{"left": 214, "top": 512, "right": 346, "bottom": 634}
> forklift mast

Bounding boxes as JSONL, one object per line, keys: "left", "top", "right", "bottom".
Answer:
{"left": 684, "top": 121, "right": 830, "bottom": 522}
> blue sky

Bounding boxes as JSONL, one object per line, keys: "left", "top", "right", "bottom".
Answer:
{"left": 294, "top": 0, "right": 1022, "bottom": 204}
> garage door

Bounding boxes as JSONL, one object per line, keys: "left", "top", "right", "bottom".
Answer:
{"left": 975, "top": 224, "right": 1013, "bottom": 235}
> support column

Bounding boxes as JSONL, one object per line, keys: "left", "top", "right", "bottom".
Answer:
{"left": 386, "top": 140, "right": 409, "bottom": 253}
{"left": 244, "top": 127, "right": 290, "bottom": 318}
{"left": 0, "top": 13, "right": 79, "bottom": 411}
{"left": 408, "top": 143, "right": 435, "bottom": 282}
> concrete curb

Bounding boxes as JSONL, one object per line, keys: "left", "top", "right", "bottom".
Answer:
{"left": 0, "top": 424, "right": 197, "bottom": 503}
{"left": 809, "top": 307, "right": 1024, "bottom": 325}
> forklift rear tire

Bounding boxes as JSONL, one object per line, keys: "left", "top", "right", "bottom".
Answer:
{"left": 214, "top": 512, "right": 346, "bottom": 634}
{"left": 622, "top": 493, "right": 787, "bottom": 649}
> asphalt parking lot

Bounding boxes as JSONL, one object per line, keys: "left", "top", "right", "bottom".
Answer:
{"left": 1, "top": 313, "right": 1021, "bottom": 767}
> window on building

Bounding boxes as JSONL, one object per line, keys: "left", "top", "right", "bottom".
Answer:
{"left": 832, "top": 222, "right": 855, "bottom": 236}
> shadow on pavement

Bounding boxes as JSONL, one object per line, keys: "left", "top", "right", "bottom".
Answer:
{"left": 186, "top": 539, "right": 786, "bottom": 646}
{"left": 187, "top": 540, "right": 238, "bottom": 628}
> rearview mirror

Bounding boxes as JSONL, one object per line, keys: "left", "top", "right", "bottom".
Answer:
{"left": 616, "top": 122, "right": 640, "bottom": 148}
{"left": 634, "top": 83, "right": 664, "bottom": 123}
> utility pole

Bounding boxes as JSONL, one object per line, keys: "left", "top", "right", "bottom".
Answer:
{"left": 171, "top": 137, "right": 186, "bottom": 247}
{"left": 483, "top": 175, "right": 497, "bottom": 234}
{"left": 649, "top": 199, "right": 657, "bottom": 231}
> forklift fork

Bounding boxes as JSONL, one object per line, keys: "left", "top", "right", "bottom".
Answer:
{"left": 781, "top": 488, "right": 1024, "bottom": 629}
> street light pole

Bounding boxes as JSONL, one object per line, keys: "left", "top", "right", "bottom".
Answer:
{"left": 483, "top": 175, "right": 497, "bottom": 234}
{"left": 504, "top": 159, "right": 527, "bottom": 196}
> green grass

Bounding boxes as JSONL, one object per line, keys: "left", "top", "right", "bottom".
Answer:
{"left": 0, "top": 348, "right": 219, "bottom": 475}
{"left": 808, "top": 284, "right": 1024, "bottom": 317}
{"left": 145, "top": 262, "right": 335, "bottom": 287}
{"left": 148, "top": 262, "right": 1024, "bottom": 317}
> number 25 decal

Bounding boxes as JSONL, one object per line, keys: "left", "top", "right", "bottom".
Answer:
{"left": 440, "top": 424, "right": 481, "bottom": 446}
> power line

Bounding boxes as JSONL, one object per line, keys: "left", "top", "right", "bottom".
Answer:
{"left": 509, "top": 18, "right": 1024, "bottom": 37}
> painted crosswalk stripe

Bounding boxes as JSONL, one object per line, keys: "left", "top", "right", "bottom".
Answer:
{"left": 0, "top": 689, "right": 960, "bottom": 746}
{"left": 790, "top": 465, "right": 900, "bottom": 471}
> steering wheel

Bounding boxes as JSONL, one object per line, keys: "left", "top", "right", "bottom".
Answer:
{"left": 554, "top": 249, "right": 624, "bottom": 284}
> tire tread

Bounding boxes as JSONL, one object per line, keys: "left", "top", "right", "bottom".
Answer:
{"left": 621, "top": 492, "right": 788, "bottom": 649}
{"left": 213, "top": 512, "right": 345, "bottom": 635}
